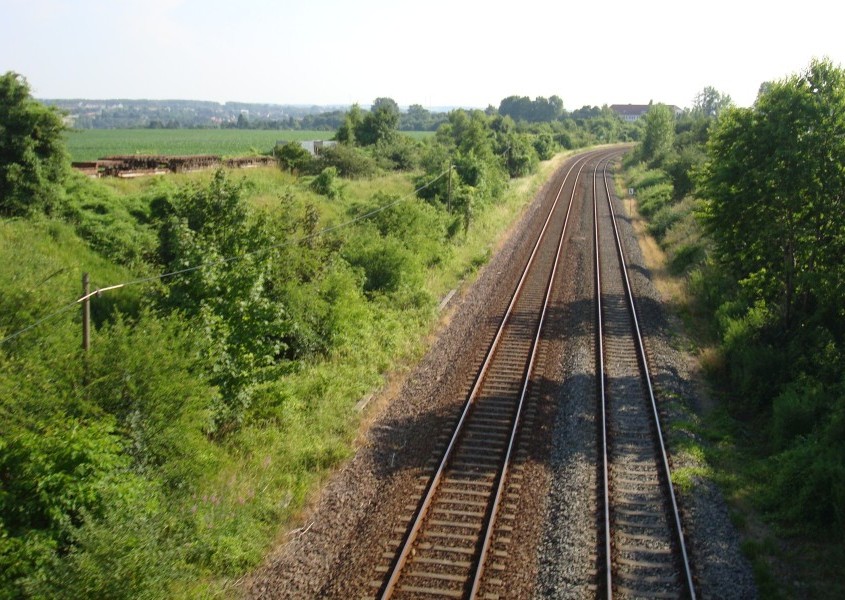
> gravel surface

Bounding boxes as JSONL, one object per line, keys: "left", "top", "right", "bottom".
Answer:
{"left": 610, "top": 166, "right": 758, "bottom": 599}
{"left": 241, "top": 150, "right": 757, "bottom": 599}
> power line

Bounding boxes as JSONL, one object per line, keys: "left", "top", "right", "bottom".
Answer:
{"left": 1, "top": 168, "right": 450, "bottom": 347}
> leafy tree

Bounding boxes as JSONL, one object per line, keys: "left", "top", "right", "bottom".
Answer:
{"left": 498, "top": 95, "right": 564, "bottom": 122}
{"left": 355, "top": 97, "right": 400, "bottom": 146}
{"left": 639, "top": 103, "right": 675, "bottom": 165}
{"left": 274, "top": 141, "right": 313, "bottom": 174}
{"left": 400, "top": 104, "right": 445, "bottom": 131}
{"left": 692, "top": 85, "right": 733, "bottom": 118}
{"left": 533, "top": 132, "right": 557, "bottom": 161}
{"left": 335, "top": 103, "right": 363, "bottom": 144}
{"left": 0, "top": 72, "right": 69, "bottom": 216}
{"left": 504, "top": 133, "right": 539, "bottom": 177}
{"left": 372, "top": 135, "right": 421, "bottom": 171}
{"left": 702, "top": 58, "right": 845, "bottom": 325}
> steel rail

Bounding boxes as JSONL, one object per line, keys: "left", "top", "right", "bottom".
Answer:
{"left": 468, "top": 151, "right": 592, "bottom": 599}
{"left": 593, "top": 155, "right": 614, "bottom": 598}
{"left": 598, "top": 158, "right": 697, "bottom": 599}
{"left": 379, "top": 149, "right": 606, "bottom": 599}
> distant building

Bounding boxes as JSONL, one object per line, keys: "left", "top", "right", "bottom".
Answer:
{"left": 610, "top": 104, "right": 683, "bottom": 122}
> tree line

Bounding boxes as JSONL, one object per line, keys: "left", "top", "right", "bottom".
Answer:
{"left": 627, "top": 59, "right": 845, "bottom": 556}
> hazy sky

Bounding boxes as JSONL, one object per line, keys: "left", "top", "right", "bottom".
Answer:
{"left": 2, "top": 0, "right": 843, "bottom": 110}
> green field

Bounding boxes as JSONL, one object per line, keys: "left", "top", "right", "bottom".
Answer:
{"left": 65, "top": 129, "right": 433, "bottom": 162}
{"left": 64, "top": 129, "right": 333, "bottom": 161}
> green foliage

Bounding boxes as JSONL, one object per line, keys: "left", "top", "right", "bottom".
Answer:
{"left": 342, "top": 98, "right": 400, "bottom": 147}
{"left": 639, "top": 104, "right": 675, "bottom": 166}
{"left": 343, "top": 231, "right": 419, "bottom": 295}
{"left": 702, "top": 58, "right": 845, "bottom": 325}
{"left": 504, "top": 133, "right": 539, "bottom": 178}
{"left": 315, "top": 143, "right": 377, "bottom": 178}
{"left": 399, "top": 104, "right": 446, "bottom": 131}
{"left": 2, "top": 73, "right": 597, "bottom": 596}
{"left": 372, "top": 135, "right": 421, "bottom": 171}
{"left": 498, "top": 95, "right": 564, "bottom": 122}
{"left": 310, "top": 166, "right": 343, "bottom": 199}
{"left": 767, "top": 433, "right": 845, "bottom": 537}
{"left": 532, "top": 132, "right": 557, "bottom": 161}
{"left": 0, "top": 72, "right": 69, "bottom": 217}
{"left": 61, "top": 173, "right": 158, "bottom": 267}
{"left": 84, "top": 313, "right": 218, "bottom": 481}
{"left": 154, "top": 170, "right": 294, "bottom": 425}
{"left": 623, "top": 60, "right": 845, "bottom": 551}
{"left": 274, "top": 140, "right": 314, "bottom": 174}
{"left": 692, "top": 86, "right": 733, "bottom": 119}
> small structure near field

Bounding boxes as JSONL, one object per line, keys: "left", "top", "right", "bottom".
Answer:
{"left": 72, "top": 154, "right": 274, "bottom": 178}
{"left": 610, "top": 104, "right": 683, "bottom": 122}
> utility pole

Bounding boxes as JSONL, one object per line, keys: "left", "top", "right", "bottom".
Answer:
{"left": 447, "top": 161, "right": 452, "bottom": 214}
{"left": 82, "top": 272, "right": 90, "bottom": 352}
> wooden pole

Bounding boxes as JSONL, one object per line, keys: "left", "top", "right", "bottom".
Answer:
{"left": 447, "top": 161, "right": 452, "bottom": 214}
{"left": 82, "top": 272, "right": 90, "bottom": 352}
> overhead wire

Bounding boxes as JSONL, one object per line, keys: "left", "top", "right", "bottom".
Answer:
{"left": 1, "top": 167, "right": 450, "bottom": 346}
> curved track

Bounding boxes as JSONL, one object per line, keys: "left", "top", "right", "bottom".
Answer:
{"left": 592, "top": 156, "right": 696, "bottom": 599}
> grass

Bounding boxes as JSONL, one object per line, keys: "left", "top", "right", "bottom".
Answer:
{"left": 64, "top": 129, "right": 433, "bottom": 162}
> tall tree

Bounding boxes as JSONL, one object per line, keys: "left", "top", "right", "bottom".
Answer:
{"left": 0, "top": 72, "right": 69, "bottom": 216}
{"left": 702, "top": 58, "right": 845, "bottom": 324}
{"left": 336, "top": 103, "right": 364, "bottom": 144}
{"left": 640, "top": 103, "right": 675, "bottom": 164}
{"left": 692, "top": 86, "right": 733, "bottom": 118}
{"left": 356, "top": 97, "right": 400, "bottom": 146}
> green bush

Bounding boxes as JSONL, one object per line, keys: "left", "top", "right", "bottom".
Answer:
{"left": 372, "top": 135, "right": 421, "bottom": 171}
{"left": 767, "top": 435, "right": 845, "bottom": 539}
{"left": 309, "top": 166, "right": 343, "bottom": 199}
{"left": 315, "top": 144, "right": 377, "bottom": 178}
{"left": 274, "top": 141, "right": 314, "bottom": 174}
{"left": 342, "top": 230, "right": 421, "bottom": 295}
{"left": 636, "top": 181, "right": 673, "bottom": 216}
{"left": 532, "top": 133, "right": 557, "bottom": 161}
{"left": 770, "top": 377, "right": 825, "bottom": 449}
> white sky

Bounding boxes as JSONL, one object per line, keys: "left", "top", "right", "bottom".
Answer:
{"left": 1, "top": 0, "right": 843, "bottom": 110}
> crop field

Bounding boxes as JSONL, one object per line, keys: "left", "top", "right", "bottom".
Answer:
{"left": 65, "top": 129, "right": 434, "bottom": 162}
{"left": 64, "top": 129, "right": 335, "bottom": 161}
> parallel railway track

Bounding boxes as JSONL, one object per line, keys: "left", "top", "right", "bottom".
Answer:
{"left": 366, "top": 149, "right": 696, "bottom": 599}
{"left": 593, "top": 156, "right": 696, "bottom": 599}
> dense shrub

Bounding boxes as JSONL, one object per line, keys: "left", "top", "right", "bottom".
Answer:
{"left": 372, "top": 135, "right": 421, "bottom": 171}
{"left": 315, "top": 144, "right": 377, "bottom": 178}
{"left": 309, "top": 166, "right": 343, "bottom": 199}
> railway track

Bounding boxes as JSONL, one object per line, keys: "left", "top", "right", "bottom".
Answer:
{"left": 371, "top": 150, "right": 613, "bottom": 599}
{"left": 365, "top": 149, "right": 695, "bottom": 599}
{"left": 592, "top": 156, "right": 696, "bottom": 599}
